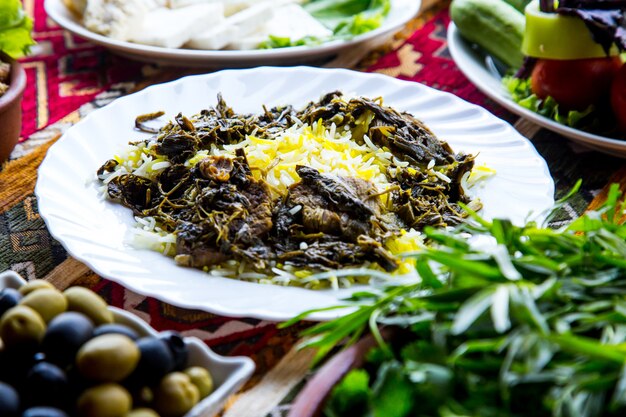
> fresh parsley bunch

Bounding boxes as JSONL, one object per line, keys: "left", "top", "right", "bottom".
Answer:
{"left": 286, "top": 181, "right": 626, "bottom": 417}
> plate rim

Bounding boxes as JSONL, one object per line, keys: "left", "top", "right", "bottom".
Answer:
{"left": 447, "top": 23, "right": 626, "bottom": 154}
{"left": 35, "top": 66, "right": 555, "bottom": 321}
{"left": 44, "top": 0, "right": 421, "bottom": 64}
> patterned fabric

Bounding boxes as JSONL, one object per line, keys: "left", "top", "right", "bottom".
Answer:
{"left": 3, "top": 2, "right": 626, "bottom": 416}
{"left": 19, "top": 0, "right": 144, "bottom": 140}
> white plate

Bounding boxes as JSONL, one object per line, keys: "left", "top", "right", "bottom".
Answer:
{"left": 447, "top": 23, "right": 626, "bottom": 157}
{"left": 44, "top": 0, "right": 420, "bottom": 67}
{"left": 35, "top": 66, "right": 555, "bottom": 321}
{"left": 0, "top": 270, "right": 255, "bottom": 417}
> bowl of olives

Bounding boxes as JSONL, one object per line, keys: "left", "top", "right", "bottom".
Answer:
{"left": 0, "top": 271, "right": 255, "bottom": 417}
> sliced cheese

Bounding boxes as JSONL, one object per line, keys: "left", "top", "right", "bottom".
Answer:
{"left": 227, "top": 3, "right": 332, "bottom": 50}
{"left": 185, "top": 22, "right": 239, "bottom": 50}
{"left": 265, "top": 3, "right": 332, "bottom": 39}
{"left": 186, "top": 1, "right": 275, "bottom": 50}
{"left": 222, "top": 0, "right": 267, "bottom": 16}
{"left": 84, "top": 0, "right": 162, "bottom": 40}
{"left": 130, "top": 3, "right": 224, "bottom": 48}
{"left": 167, "top": 0, "right": 211, "bottom": 8}
{"left": 167, "top": 0, "right": 278, "bottom": 15}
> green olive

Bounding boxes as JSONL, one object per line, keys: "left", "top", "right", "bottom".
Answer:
{"left": 77, "top": 383, "right": 132, "bottom": 417}
{"left": 77, "top": 334, "right": 140, "bottom": 382}
{"left": 131, "top": 386, "right": 154, "bottom": 408}
{"left": 126, "top": 409, "right": 160, "bottom": 417}
{"left": 20, "top": 288, "right": 68, "bottom": 323}
{"left": 18, "top": 280, "right": 55, "bottom": 296}
{"left": 153, "top": 372, "right": 200, "bottom": 417}
{"left": 64, "top": 286, "right": 114, "bottom": 325}
{"left": 0, "top": 305, "right": 46, "bottom": 348}
{"left": 184, "top": 367, "right": 213, "bottom": 399}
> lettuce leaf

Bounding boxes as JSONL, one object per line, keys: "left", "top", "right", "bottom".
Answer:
{"left": 0, "top": 0, "right": 35, "bottom": 58}
{"left": 503, "top": 76, "right": 596, "bottom": 128}
{"left": 324, "top": 369, "right": 371, "bottom": 417}
{"left": 304, "top": 0, "right": 391, "bottom": 37}
{"left": 258, "top": 35, "right": 324, "bottom": 49}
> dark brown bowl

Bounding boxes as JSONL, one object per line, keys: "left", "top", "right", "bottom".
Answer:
{"left": 0, "top": 53, "right": 26, "bottom": 163}
{"left": 287, "top": 329, "right": 393, "bottom": 417}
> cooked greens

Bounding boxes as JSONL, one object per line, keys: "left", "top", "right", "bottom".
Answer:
{"left": 286, "top": 182, "right": 626, "bottom": 417}
{"left": 97, "top": 92, "right": 476, "bottom": 287}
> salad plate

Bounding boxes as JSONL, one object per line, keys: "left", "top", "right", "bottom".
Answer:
{"left": 35, "top": 66, "right": 554, "bottom": 321}
{"left": 45, "top": 0, "right": 420, "bottom": 67}
{"left": 448, "top": 23, "right": 626, "bottom": 157}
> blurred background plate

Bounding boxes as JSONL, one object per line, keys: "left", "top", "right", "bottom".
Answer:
{"left": 35, "top": 66, "right": 554, "bottom": 321}
{"left": 45, "top": 0, "right": 421, "bottom": 67}
{"left": 447, "top": 23, "right": 626, "bottom": 157}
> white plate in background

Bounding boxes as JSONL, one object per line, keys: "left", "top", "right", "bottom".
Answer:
{"left": 35, "top": 66, "right": 554, "bottom": 321}
{"left": 45, "top": 0, "right": 420, "bottom": 67}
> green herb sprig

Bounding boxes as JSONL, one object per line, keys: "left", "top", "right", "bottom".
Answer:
{"left": 284, "top": 181, "right": 626, "bottom": 417}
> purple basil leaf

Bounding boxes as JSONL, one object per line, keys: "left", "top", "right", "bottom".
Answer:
{"left": 515, "top": 57, "right": 537, "bottom": 79}
{"left": 557, "top": 7, "right": 626, "bottom": 53}
{"left": 540, "top": 0, "right": 555, "bottom": 12}
{"left": 616, "top": 26, "right": 626, "bottom": 45}
{"left": 558, "top": 0, "right": 626, "bottom": 9}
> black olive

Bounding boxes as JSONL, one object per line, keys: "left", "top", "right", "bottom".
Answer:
{"left": 0, "top": 288, "right": 23, "bottom": 316}
{"left": 93, "top": 323, "right": 139, "bottom": 340}
{"left": 24, "top": 362, "right": 69, "bottom": 408}
{"left": 158, "top": 331, "right": 188, "bottom": 371}
{"left": 0, "top": 381, "right": 20, "bottom": 417}
{"left": 66, "top": 365, "right": 96, "bottom": 400}
{"left": 22, "top": 407, "right": 69, "bottom": 417}
{"left": 42, "top": 312, "right": 94, "bottom": 367}
{"left": 126, "top": 337, "right": 175, "bottom": 386}
{"left": 0, "top": 349, "right": 38, "bottom": 387}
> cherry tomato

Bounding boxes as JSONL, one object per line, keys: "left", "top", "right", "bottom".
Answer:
{"left": 611, "top": 63, "right": 626, "bottom": 133}
{"left": 531, "top": 57, "right": 622, "bottom": 111}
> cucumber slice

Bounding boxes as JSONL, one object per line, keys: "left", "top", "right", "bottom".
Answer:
{"left": 522, "top": 0, "right": 618, "bottom": 59}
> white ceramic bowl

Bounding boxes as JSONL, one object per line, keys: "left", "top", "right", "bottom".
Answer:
{"left": 0, "top": 270, "right": 255, "bottom": 417}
